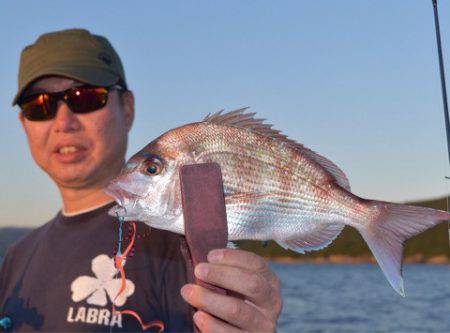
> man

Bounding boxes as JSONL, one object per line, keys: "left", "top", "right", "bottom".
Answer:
{"left": 0, "top": 29, "right": 282, "bottom": 332}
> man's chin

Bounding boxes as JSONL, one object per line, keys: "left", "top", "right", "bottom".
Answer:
{"left": 54, "top": 178, "right": 96, "bottom": 189}
{"left": 50, "top": 170, "right": 103, "bottom": 189}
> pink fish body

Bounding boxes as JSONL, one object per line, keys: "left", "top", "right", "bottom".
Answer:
{"left": 106, "top": 109, "right": 449, "bottom": 296}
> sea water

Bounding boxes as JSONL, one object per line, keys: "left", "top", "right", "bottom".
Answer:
{"left": 272, "top": 263, "right": 450, "bottom": 333}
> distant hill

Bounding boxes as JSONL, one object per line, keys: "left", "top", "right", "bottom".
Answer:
{"left": 0, "top": 197, "right": 449, "bottom": 263}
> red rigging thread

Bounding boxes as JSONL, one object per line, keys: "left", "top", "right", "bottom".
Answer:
{"left": 113, "top": 221, "right": 165, "bottom": 332}
{"left": 113, "top": 224, "right": 152, "bottom": 258}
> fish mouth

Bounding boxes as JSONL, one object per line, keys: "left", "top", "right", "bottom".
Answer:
{"left": 104, "top": 186, "right": 137, "bottom": 207}
{"left": 104, "top": 180, "right": 143, "bottom": 220}
{"left": 108, "top": 204, "right": 138, "bottom": 221}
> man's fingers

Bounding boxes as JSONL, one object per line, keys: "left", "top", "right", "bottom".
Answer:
{"left": 208, "top": 249, "right": 280, "bottom": 288}
{"left": 193, "top": 311, "right": 241, "bottom": 333}
{"left": 208, "top": 249, "right": 268, "bottom": 273}
{"left": 181, "top": 284, "right": 275, "bottom": 332}
{"left": 194, "top": 263, "right": 275, "bottom": 310}
{"left": 184, "top": 249, "right": 282, "bottom": 332}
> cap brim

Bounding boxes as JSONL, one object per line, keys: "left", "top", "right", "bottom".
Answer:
{"left": 12, "top": 66, "right": 119, "bottom": 106}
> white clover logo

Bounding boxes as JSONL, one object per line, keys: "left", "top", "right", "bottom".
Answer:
{"left": 71, "top": 254, "right": 135, "bottom": 307}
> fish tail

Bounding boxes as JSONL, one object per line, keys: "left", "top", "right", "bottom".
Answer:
{"left": 357, "top": 201, "right": 449, "bottom": 296}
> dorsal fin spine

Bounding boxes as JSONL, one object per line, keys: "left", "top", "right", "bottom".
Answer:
{"left": 203, "top": 108, "right": 351, "bottom": 191}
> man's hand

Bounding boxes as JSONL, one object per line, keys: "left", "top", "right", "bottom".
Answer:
{"left": 180, "top": 248, "right": 282, "bottom": 333}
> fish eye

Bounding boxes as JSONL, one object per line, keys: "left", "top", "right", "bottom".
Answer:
{"left": 147, "top": 165, "right": 159, "bottom": 175}
{"left": 143, "top": 158, "right": 163, "bottom": 176}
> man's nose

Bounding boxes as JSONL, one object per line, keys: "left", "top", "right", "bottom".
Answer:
{"left": 53, "top": 101, "right": 82, "bottom": 133}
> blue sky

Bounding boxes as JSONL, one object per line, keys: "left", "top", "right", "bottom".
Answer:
{"left": 1, "top": 1, "right": 449, "bottom": 227}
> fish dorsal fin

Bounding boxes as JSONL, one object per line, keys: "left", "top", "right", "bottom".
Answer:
{"left": 203, "top": 108, "right": 351, "bottom": 191}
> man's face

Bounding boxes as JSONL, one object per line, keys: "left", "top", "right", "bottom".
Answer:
{"left": 19, "top": 76, "right": 134, "bottom": 190}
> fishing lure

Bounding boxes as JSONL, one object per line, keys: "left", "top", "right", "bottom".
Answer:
{"left": 112, "top": 217, "right": 164, "bottom": 332}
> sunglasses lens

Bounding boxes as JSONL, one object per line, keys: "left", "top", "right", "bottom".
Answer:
{"left": 19, "top": 86, "right": 113, "bottom": 121}
{"left": 66, "top": 87, "right": 109, "bottom": 113}
{"left": 20, "top": 94, "right": 55, "bottom": 121}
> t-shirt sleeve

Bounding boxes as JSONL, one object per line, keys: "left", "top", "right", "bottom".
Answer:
{"left": 0, "top": 246, "right": 14, "bottom": 306}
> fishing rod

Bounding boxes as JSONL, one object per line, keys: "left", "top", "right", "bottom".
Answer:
{"left": 431, "top": 0, "right": 450, "bottom": 243}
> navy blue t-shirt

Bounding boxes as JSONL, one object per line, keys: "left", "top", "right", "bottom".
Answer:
{"left": 0, "top": 203, "right": 193, "bottom": 332}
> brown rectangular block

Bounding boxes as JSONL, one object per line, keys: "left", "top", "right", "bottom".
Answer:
{"left": 180, "top": 163, "right": 229, "bottom": 294}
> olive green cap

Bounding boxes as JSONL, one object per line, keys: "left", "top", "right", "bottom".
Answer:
{"left": 12, "top": 28, "right": 127, "bottom": 105}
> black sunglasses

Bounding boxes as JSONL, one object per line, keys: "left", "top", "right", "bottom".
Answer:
{"left": 19, "top": 85, "right": 123, "bottom": 121}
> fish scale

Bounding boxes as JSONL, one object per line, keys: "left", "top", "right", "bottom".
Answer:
{"left": 106, "top": 108, "right": 450, "bottom": 296}
{"left": 203, "top": 149, "right": 327, "bottom": 200}
{"left": 200, "top": 125, "right": 330, "bottom": 185}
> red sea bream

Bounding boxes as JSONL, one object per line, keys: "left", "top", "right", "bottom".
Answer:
{"left": 106, "top": 109, "right": 450, "bottom": 296}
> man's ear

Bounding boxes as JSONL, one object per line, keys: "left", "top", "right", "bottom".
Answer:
{"left": 122, "top": 90, "right": 135, "bottom": 132}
